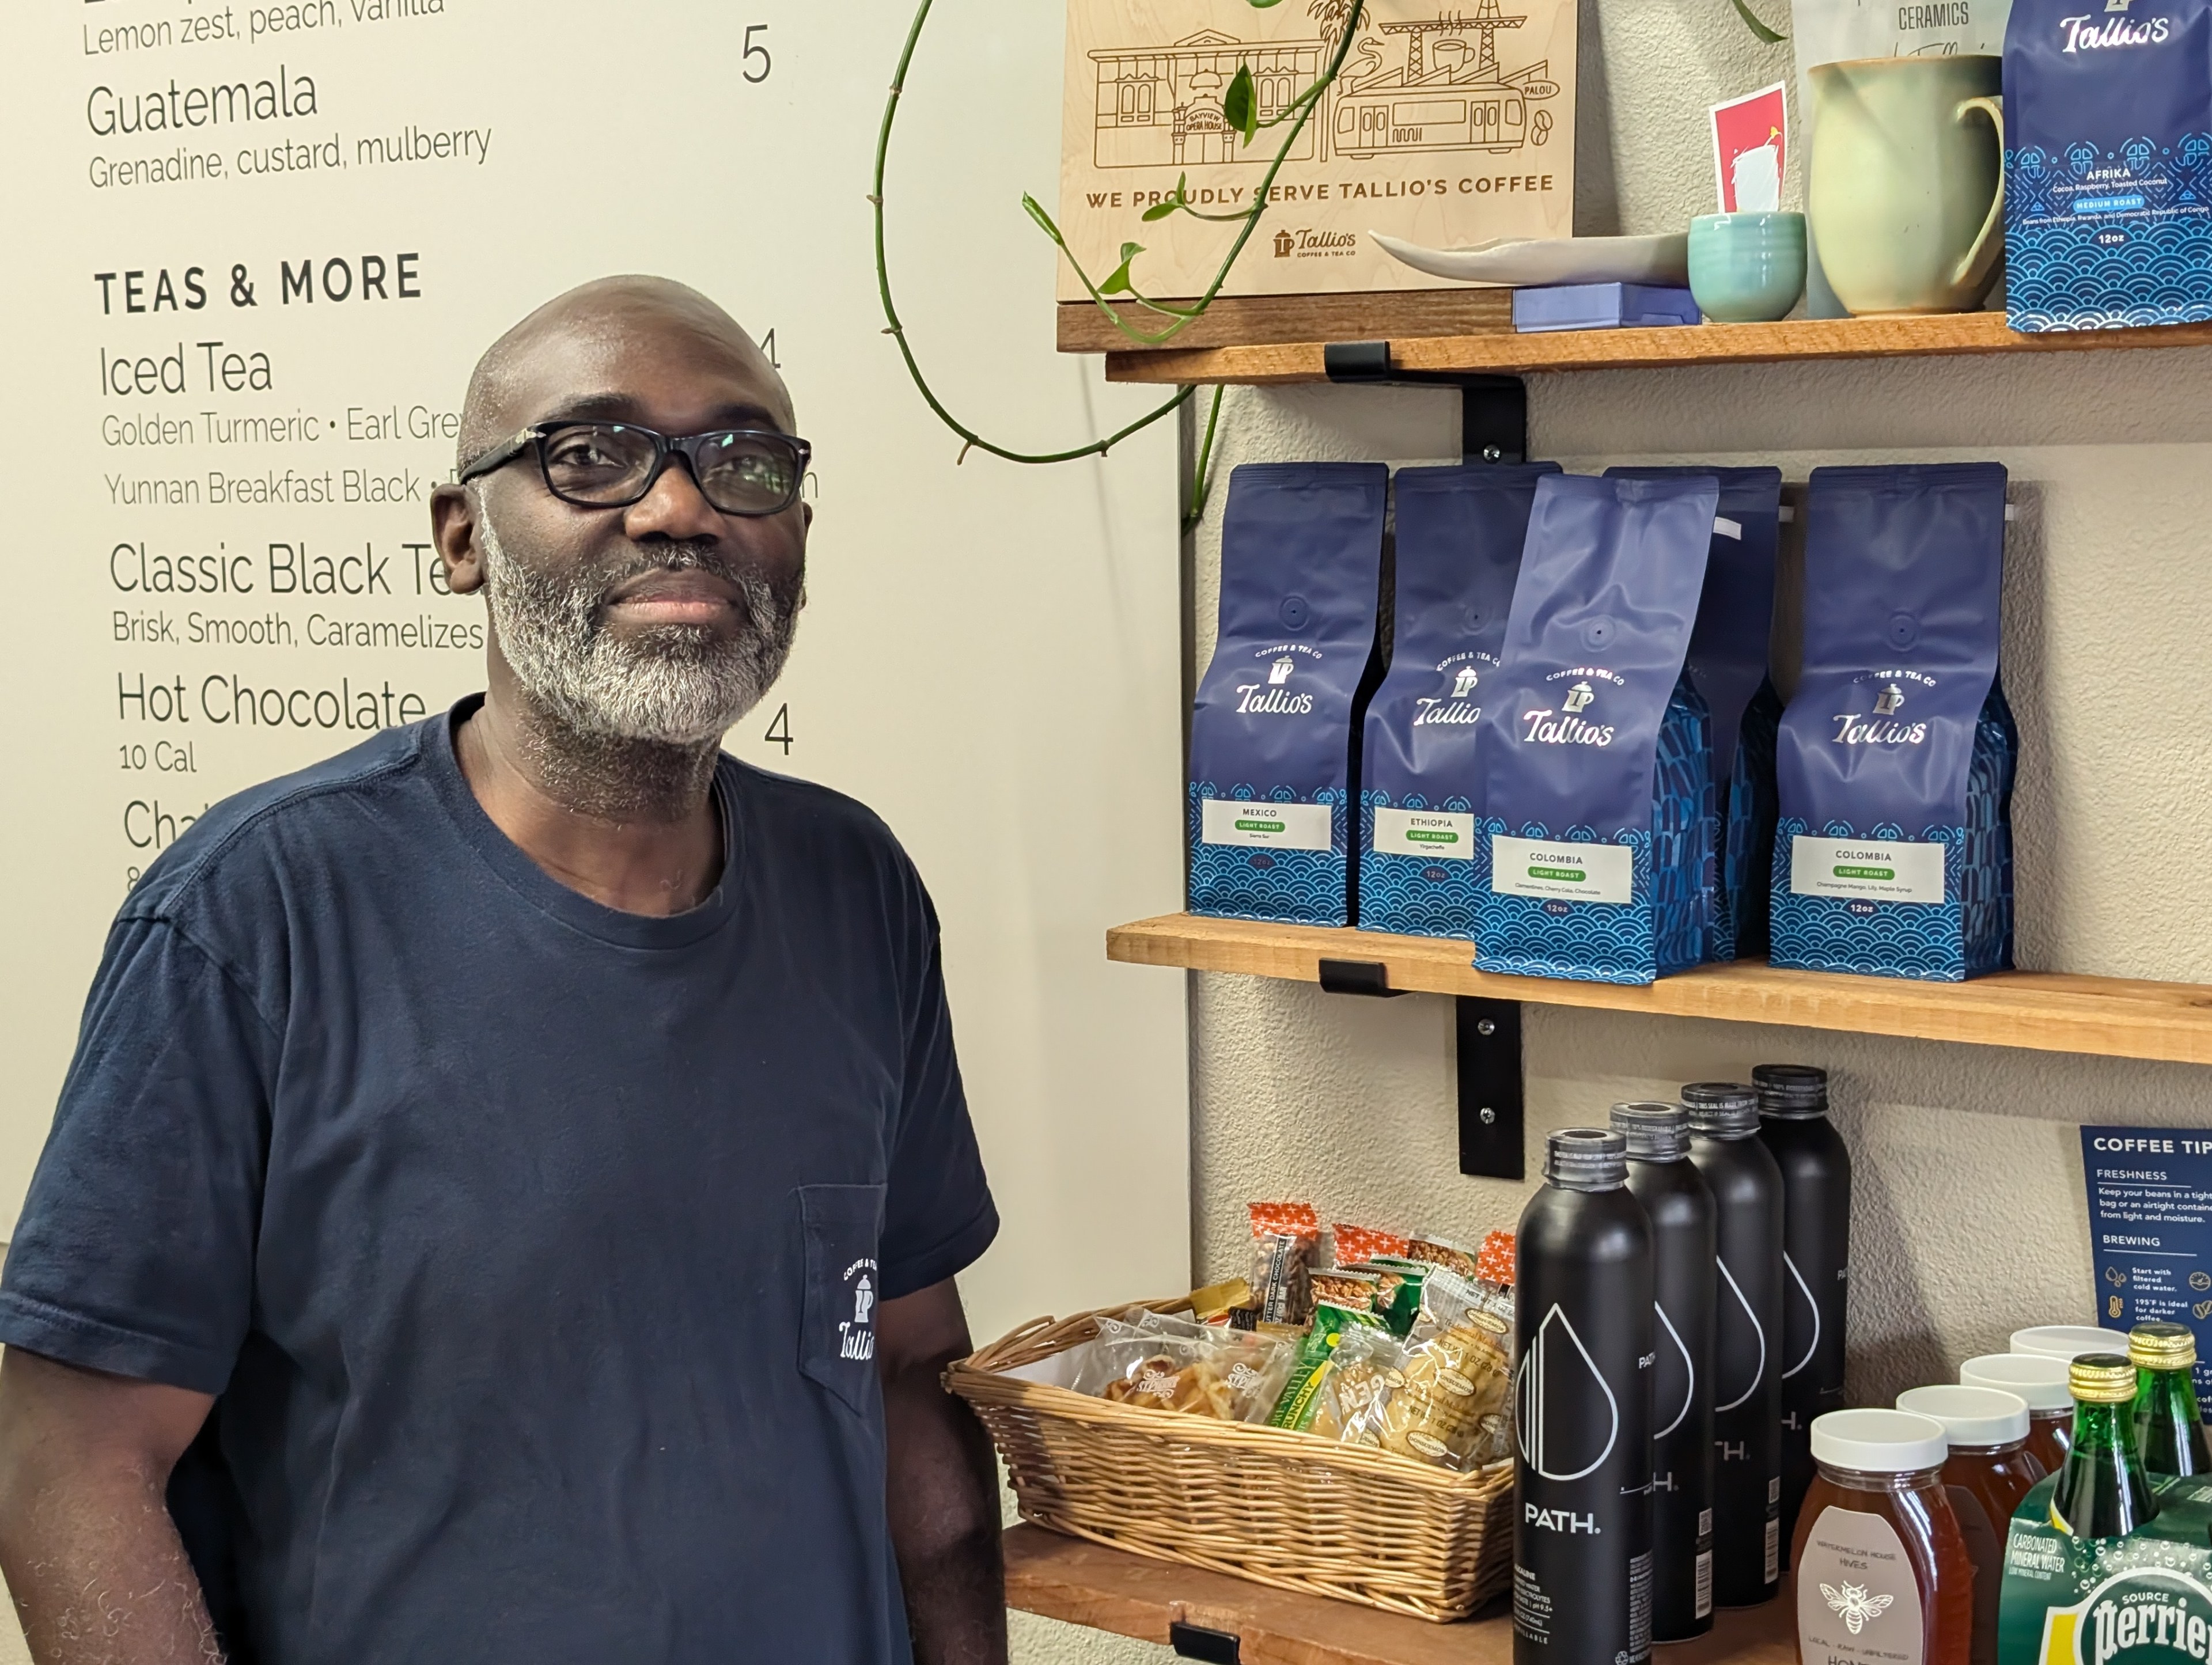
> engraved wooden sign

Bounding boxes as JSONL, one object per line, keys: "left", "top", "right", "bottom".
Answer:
{"left": 1056, "top": 0, "right": 1577, "bottom": 303}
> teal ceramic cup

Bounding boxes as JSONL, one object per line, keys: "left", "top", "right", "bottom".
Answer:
{"left": 1688, "top": 212, "right": 1808, "bottom": 323}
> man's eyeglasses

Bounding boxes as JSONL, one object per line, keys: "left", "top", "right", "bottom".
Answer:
{"left": 456, "top": 422, "right": 812, "bottom": 517}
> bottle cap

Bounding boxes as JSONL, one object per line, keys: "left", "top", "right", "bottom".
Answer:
{"left": 1545, "top": 1128, "right": 1627, "bottom": 1192}
{"left": 1895, "top": 1384, "right": 2031, "bottom": 1447}
{"left": 1810, "top": 1408, "right": 1949, "bottom": 1473}
{"left": 2012, "top": 1325, "right": 2133, "bottom": 1361}
{"left": 1960, "top": 1353, "right": 2073, "bottom": 1413}
{"left": 1611, "top": 1101, "right": 1688, "bottom": 1161}
{"left": 2130, "top": 1322, "right": 2198, "bottom": 1371}
{"left": 1753, "top": 1063, "right": 1830, "bottom": 1118}
{"left": 2069, "top": 1353, "right": 2139, "bottom": 1405}
{"left": 1682, "top": 1082, "right": 1759, "bottom": 1137}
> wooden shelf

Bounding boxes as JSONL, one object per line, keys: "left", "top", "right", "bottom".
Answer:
{"left": 1107, "top": 913, "right": 2212, "bottom": 1065}
{"left": 1006, "top": 1523, "right": 1796, "bottom": 1665}
{"left": 1096, "top": 310, "right": 2212, "bottom": 385}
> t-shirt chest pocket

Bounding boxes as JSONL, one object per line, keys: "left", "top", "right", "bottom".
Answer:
{"left": 797, "top": 1183, "right": 887, "bottom": 1416}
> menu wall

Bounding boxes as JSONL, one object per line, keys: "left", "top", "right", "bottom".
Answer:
{"left": 0, "top": 1, "right": 1191, "bottom": 1334}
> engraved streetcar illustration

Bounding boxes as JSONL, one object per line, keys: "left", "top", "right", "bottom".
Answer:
{"left": 1086, "top": 0, "right": 1560, "bottom": 170}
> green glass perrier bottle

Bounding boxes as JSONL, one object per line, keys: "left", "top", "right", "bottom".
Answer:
{"left": 2051, "top": 1353, "right": 2161, "bottom": 1538}
{"left": 2131, "top": 1321, "right": 2212, "bottom": 1478}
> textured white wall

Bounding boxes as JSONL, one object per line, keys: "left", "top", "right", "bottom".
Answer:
{"left": 1017, "top": 4, "right": 2212, "bottom": 1660}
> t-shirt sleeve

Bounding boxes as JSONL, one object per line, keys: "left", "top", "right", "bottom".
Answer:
{"left": 0, "top": 915, "right": 273, "bottom": 1395}
{"left": 876, "top": 883, "right": 997, "bottom": 1303}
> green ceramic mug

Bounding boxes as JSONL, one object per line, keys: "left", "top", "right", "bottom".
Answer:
{"left": 1808, "top": 55, "right": 2005, "bottom": 315}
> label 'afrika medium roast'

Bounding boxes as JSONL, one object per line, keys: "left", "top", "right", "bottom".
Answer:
{"left": 1056, "top": 0, "right": 1577, "bottom": 301}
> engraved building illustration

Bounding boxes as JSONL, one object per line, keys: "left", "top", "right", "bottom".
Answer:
{"left": 1087, "top": 2, "right": 1559, "bottom": 170}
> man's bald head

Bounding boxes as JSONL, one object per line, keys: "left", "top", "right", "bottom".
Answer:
{"left": 457, "top": 276, "right": 793, "bottom": 469}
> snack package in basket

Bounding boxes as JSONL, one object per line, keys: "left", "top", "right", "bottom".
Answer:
{"left": 1330, "top": 1222, "right": 1409, "bottom": 1268}
{"left": 1266, "top": 1301, "right": 1388, "bottom": 1432}
{"left": 1403, "top": 1234, "right": 1481, "bottom": 1281}
{"left": 1347, "top": 1257, "right": 1427, "bottom": 1338}
{"left": 1475, "top": 1230, "right": 1517, "bottom": 1287}
{"left": 1073, "top": 1308, "right": 1294, "bottom": 1423}
{"left": 1309, "top": 1323, "right": 1411, "bottom": 1443}
{"left": 1358, "top": 1268, "right": 1514, "bottom": 1469}
{"left": 1249, "top": 1201, "right": 1321, "bottom": 1324}
{"left": 1309, "top": 1266, "right": 1381, "bottom": 1314}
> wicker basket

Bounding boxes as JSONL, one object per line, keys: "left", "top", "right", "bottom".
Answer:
{"left": 949, "top": 1299, "right": 1515, "bottom": 1621}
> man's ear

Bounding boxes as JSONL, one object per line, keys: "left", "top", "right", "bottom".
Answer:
{"left": 429, "top": 484, "right": 486, "bottom": 597}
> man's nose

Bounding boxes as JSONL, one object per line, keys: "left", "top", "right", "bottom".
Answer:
{"left": 622, "top": 453, "right": 725, "bottom": 543}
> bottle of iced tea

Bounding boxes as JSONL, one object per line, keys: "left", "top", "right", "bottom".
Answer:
{"left": 2050, "top": 1354, "right": 2160, "bottom": 1538}
{"left": 1792, "top": 1409, "right": 1972, "bottom": 1665}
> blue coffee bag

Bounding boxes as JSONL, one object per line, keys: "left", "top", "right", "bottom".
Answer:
{"left": 2006, "top": 0, "right": 2212, "bottom": 330}
{"left": 1770, "top": 463, "right": 2012, "bottom": 981}
{"left": 1189, "top": 462, "right": 1387, "bottom": 927}
{"left": 1358, "top": 463, "right": 1559, "bottom": 940}
{"left": 1475, "top": 473, "right": 1719, "bottom": 985}
{"left": 1608, "top": 466, "right": 1785, "bottom": 962}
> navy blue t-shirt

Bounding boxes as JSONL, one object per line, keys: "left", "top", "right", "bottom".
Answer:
{"left": 0, "top": 699, "right": 998, "bottom": 1664}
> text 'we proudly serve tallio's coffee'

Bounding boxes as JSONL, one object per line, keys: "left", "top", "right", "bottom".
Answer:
{"left": 1770, "top": 463, "right": 2014, "bottom": 983}
{"left": 1189, "top": 464, "right": 1385, "bottom": 927}
{"left": 1358, "top": 462, "right": 1557, "bottom": 941}
{"left": 1475, "top": 472, "right": 1719, "bottom": 985}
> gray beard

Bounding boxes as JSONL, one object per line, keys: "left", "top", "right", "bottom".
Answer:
{"left": 477, "top": 511, "right": 800, "bottom": 747}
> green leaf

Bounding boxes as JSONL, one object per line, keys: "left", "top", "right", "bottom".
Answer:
{"left": 1141, "top": 199, "right": 1179, "bottom": 222}
{"left": 1021, "top": 194, "right": 1067, "bottom": 246}
{"left": 1101, "top": 244, "right": 1144, "bottom": 295}
{"left": 1727, "top": 0, "right": 1785, "bottom": 41}
{"left": 1224, "top": 65, "right": 1257, "bottom": 144}
{"left": 1244, "top": 0, "right": 1287, "bottom": 7}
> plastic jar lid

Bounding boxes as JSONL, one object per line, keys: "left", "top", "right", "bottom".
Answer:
{"left": 1896, "top": 1384, "right": 2030, "bottom": 1446}
{"left": 1812, "top": 1408, "right": 1950, "bottom": 1473}
{"left": 2012, "top": 1325, "right": 2133, "bottom": 1361}
{"left": 1960, "top": 1353, "right": 2071, "bottom": 1413}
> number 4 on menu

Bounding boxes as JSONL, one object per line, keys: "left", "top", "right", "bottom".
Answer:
{"left": 764, "top": 704, "right": 793, "bottom": 754}
{"left": 743, "top": 24, "right": 772, "bottom": 84}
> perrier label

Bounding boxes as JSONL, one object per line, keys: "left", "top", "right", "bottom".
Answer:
{"left": 1999, "top": 1473, "right": 2212, "bottom": 1665}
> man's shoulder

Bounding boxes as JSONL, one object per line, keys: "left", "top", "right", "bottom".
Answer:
{"left": 722, "top": 757, "right": 922, "bottom": 887}
{"left": 126, "top": 720, "right": 438, "bottom": 924}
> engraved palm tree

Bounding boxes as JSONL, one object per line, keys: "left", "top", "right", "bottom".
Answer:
{"left": 1309, "top": 0, "right": 1364, "bottom": 159}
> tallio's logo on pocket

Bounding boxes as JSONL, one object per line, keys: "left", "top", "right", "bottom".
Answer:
{"left": 838, "top": 1257, "right": 878, "bottom": 1361}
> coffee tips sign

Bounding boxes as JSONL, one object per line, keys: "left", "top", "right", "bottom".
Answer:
{"left": 1057, "top": 0, "right": 1577, "bottom": 301}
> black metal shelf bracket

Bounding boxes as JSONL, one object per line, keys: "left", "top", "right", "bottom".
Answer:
{"left": 1317, "top": 342, "right": 1530, "bottom": 1179}
{"left": 1169, "top": 1620, "right": 1241, "bottom": 1662}
{"left": 1321, "top": 340, "right": 1528, "bottom": 465}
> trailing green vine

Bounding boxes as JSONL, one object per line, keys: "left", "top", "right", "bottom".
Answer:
{"left": 872, "top": 0, "right": 1778, "bottom": 502}
{"left": 872, "top": 0, "right": 1364, "bottom": 495}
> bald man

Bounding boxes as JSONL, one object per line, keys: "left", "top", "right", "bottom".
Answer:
{"left": 0, "top": 278, "right": 1006, "bottom": 1665}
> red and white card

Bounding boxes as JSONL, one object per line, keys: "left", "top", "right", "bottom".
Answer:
{"left": 1710, "top": 82, "right": 1788, "bottom": 214}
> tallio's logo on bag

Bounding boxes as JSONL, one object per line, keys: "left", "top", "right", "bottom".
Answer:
{"left": 1831, "top": 680, "right": 1929, "bottom": 746}
{"left": 1236, "top": 651, "right": 1316, "bottom": 715}
{"left": 2038, "top": 1569, "right": 2212, "bottom": 1665}
{"left": 1520, "top": 666, "right": 1624, "bottom": 745}
{"left": 2061, "top": 1, "right": 2175, "bottom": 50}
{"left": 838, "top": 1258, "right": 878, "bottom": 1361}
{"left": 1415, "top": 655, "right": 1490, "bottom": 727}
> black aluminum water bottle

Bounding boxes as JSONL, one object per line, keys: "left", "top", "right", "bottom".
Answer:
{"left": 1613, "top": 1101, "right": 1715, "bottom": 1641}
{"left": 1683, "top": 1082, "right": 1783, "bottom": 1608}
{"left": 1514, "top": 1129, "right": 1654, "bottom": 1665}
{"left": 1753, "top": 1063, "right": 1851, "bottom": 1565}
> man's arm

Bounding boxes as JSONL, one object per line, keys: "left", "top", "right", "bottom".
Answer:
{"left": 0, "top": 1348, "right": 219, "bottom": 1664}
{"left": 877, "top": 1279, "right": 1005, "bottom": 1665}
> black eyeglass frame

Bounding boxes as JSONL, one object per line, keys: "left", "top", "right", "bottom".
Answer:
{"left": 456, "top": 421, "right": 813, "bottom": 517}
